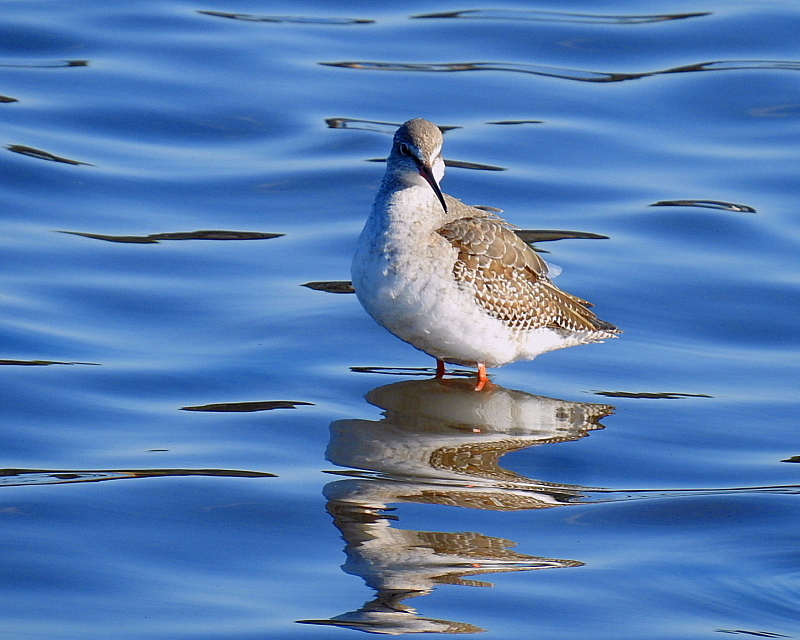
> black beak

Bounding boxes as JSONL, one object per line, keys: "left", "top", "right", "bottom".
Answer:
{"left": 417, "top": 163, "right": 448, "bottom": 213}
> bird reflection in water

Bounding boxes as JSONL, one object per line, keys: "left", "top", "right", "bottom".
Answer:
{"left": 297, "top": 378, "right": 613, "bottom": 634}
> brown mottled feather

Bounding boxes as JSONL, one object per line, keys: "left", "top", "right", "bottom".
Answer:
{"left": 437, "top": 216, "right": 618, "bottom": 335}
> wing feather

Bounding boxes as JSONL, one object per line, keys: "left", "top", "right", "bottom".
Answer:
{"left": 437, "top": 217, "right": 617, "bottom": 335}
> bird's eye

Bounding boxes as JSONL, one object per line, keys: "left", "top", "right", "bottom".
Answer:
{"left": 398, "top": 143, "right": 412, "bottom": 156}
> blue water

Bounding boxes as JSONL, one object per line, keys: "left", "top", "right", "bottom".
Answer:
{"left": 2, "top": 1, "right": 800, "bottom": 638}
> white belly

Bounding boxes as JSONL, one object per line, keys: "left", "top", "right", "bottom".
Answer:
{"left": 352, "top": 226, "right": 571, "bottom": 368}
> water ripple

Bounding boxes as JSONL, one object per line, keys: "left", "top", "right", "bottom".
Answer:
{"left": 180, "top": 400, "right": 314, "bottom": 412}
{"left": 367, "top": 156, "right": 506, "bottom": 171}
{"left": 197, "top": 10, "right": 374, "bottom": 25}
{"left": 58, "top": 230, "right": 284, "bottom": 243}
{"left": 6, "top": 144, "right": 92, "bottom": 165}
{"left": 320, "top": 59, "right": 800, "bottom": 83}
{"left": 411, "top": 9, "right": 711, "bottom": 24}
{"left": 326, "top": 117, "right": 460, "bottom": 133}
{"left": 716, "top": 631, "right": 791, "bottom": 638}
{"left": 0, "top": 468, "right": 276, "bottom": 487}
{"left": 589, "top": 484, "right": 800, "bottom": 503}
{"left": 302, "top": 280, "right": 355, "bottom": 294}
{"left": 0, "top": 59, "right": 87, "bottom": 68}
{"left": 0, "top": 359, "right": 99, "bottom": 366}
{"left": 593, "top": 390, "right": 713, "bottom": 399}
{"left": 486, "top": 119, "right": 544, "bottom": 125}
{"left": 514, "top": 230, "right": 609, "bottom": 243}
{"left": 650, "top": 199, "right": 758, "bottom": 213}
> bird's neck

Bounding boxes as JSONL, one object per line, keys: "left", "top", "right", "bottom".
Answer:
{"left": 373, "top": 173, "right": 445, "bottom": 233}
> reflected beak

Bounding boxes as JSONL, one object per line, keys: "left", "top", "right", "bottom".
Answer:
{"left": 417, "top": 163, "right": 447, "bottom": 213}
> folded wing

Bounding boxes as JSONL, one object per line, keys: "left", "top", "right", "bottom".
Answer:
{"left": 437, "top": 216, "right": 618, "bottom": 335}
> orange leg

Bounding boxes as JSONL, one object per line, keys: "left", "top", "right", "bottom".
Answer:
{"left": 474, "top": 363, "right": 489, "bottom": 391}
{"left": 435, "top": 359, "right": 446, "bottom": 378}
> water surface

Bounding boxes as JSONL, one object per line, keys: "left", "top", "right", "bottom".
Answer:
{"left": 1, "top": 1, "right": 799, "bottom": 638}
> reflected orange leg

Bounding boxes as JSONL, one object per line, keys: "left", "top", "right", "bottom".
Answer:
{"left": 474, "top": 363, "right": 489, "bottom": 391}
{"left": 435, "top": 359, "right": 446, "bottom": 378}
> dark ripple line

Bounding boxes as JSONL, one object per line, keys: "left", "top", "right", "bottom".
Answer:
{"left": 367, "top": 157, "right": 506, "bottom": 171}
{"left": 0, "top": 359, "right": 99, "bottom": 366}
{"left": 412, "top": 9, "right": 711, "bottom": 24}
{"left": 587, "top": 484, "right": 800, "bottom": 503}
{"left": 58, "top": 229, "right": 284, "bottom": 243}
{"left": 320, "top": 59, "right": 800, "bottom": 83}
{"left": 0, "top": 59, "right": 87, "bottom": 68}
{"left": 7, "top": 145, "right": 92, "bottom": 165}
{"left": 593, "top": 390, "right": 712, "bottom": 399}
{"left": 302, "top": 280, "right": 355, "bottom": 294}
{"left": 651, "top": 199, "right": 757, "bottom": 213}
{"left": 325, "top": 117, "right": 460, "bottom": 133}
{"left": 180, "top": 400, "right": 313, "bottom": 412}
{"left": 0, "top": 467, "right": 276, "bottom": 487}
{"left": 716, "top": 631, "right": 791, "bottom": 638}
{"left": 198, "top": 10, "right": 373, "bottom": 25}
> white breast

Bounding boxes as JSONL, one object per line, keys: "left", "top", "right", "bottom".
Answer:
{"left": 352, "top": 185, "right": 543, "bottom": 367}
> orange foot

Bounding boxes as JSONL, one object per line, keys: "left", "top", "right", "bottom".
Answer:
{"left": 474, "top": 363, "right": 491, "bottom": 392}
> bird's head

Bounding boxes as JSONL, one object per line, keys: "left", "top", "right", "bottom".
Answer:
{"left": 388, "top": 118, "right": 447, "bottom": 213}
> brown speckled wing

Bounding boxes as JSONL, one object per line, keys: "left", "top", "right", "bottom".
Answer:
{"left": 437, "top": 217, "right": 615, "bottom": 334}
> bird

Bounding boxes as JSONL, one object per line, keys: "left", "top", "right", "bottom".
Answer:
{"left": 351, "top": 118, "right": 619, "bottom": 390}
